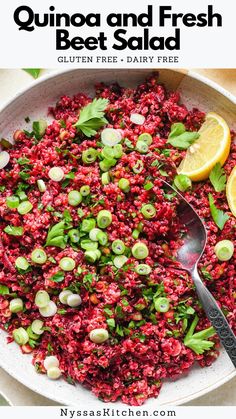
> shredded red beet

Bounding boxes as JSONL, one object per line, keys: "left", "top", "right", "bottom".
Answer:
{"left": 0, "top": 74, "right": 235, "bottom": 406}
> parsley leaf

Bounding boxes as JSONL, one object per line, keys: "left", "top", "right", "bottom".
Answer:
{"left": 45, "top": 221, "right": 66, "bottom": 248}
{"left": 17, "top": 157, "right": 31, "bottom": 165}
{"left": 209, "top": 163, "right": 227, "bottom": 192}
{"left": 168, "top": 123, "right": 186, "bottom": 138}
{"left": 49, "top": 271, "right": 65, "bottom": 283}
{"left": 74, "top": 98, "right": 109, "bottom": 138}
{"left": 0, "top": 285, "right": 10, "bottom": 295}
{"left": 175, "top": 301, "right": 195, "bottom": 324}
{"left": 167, "top": 132, "right": 199, "bottom": 149}
{"left": 208, "top": 193, "right": 229, "bottom": 230}
{"left": 184, "top": 315, "right": 216, "bottom": 355}
{"left": 23, "top": 69, "right": 41, "bottom": 79}
{"left": 201, "top": 266, "right": 213, "bottom": 281}
{"left": 167, "top": 122, "right": 200, "bottom": 150}
{"left": 107, "top": 318, "right": 115, "bottom": 329}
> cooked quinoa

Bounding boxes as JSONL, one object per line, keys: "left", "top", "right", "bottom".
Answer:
{"left": 0, "top": 74, "right": 235, "bottom": 406}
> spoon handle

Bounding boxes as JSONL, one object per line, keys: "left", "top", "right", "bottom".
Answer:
{"left": 192, "top": 267, "right": 236, "bottom": 368}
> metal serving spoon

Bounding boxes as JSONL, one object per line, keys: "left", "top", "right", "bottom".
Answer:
{"left": 162, "top": 180, "right": 236, "bottom": 367}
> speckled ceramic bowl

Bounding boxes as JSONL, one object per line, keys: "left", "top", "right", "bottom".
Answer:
{"left": 0, "top": 69, "right": 235, "bottom": 407}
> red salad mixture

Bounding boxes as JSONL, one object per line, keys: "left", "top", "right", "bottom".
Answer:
{"left": 0, "top": 74, "right": 235, "bottom": 406}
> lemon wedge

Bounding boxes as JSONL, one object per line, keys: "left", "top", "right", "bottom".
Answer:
{"left": 226, "top": 166, "right": 236, "bottom": 217}
{"left": 177, "top": 112, "right": 231, "bottom": 181}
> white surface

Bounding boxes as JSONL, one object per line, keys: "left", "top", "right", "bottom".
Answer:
{"left": 0, "top": 0, "right": 236, "bottom": 68}
{"left": 0, "top": 69, "right": 235, "bottom": 407}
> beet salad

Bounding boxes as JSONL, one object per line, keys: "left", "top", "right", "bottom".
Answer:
{"left": 0, "top": 74, "right": 236, "bottom": 406}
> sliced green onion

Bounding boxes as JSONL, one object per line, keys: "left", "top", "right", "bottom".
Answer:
{"left": 67, "top": 294, "right": 82, "bottom": 307}
{"left": 174, "top": 174, "right": 192, "bottom": 192}
{"left": 130, "top": 113, "right": 145, "bottom": 125}
{"left": 101, "top": 146, "right": 115, "bottom": 160}
{"left": 17, "top": 201, "right": 33, "bottom": 215}
{"left": 89, "top": 328, "right": 109, "bottom": 343}
{"left": 47, "top": 367, "right": 61, "bottom": 380}
{"left": 13, "top": 327, "right": 29, "bottom": 345}
{"left": 17, "top": 191, "right": 27, "bottom": 201}
{"left": 112, "top": 239, "right": 125, "bottom": 255}
{"left": 39, "top": 301, "right": 57, "bottom": 317}
{"left": 0, "top": 151, "right": 10, "bottom": 169}
{"left": 138, "top": 133, "right": 153, "bottom": 145}
{"left": 84, "top": 250, "right": 98, "bottom": 263}
{"left": 80, "top": 239, "right": 98, "bottom": 250}
{"left": 68, "top": 229, "right": 80, "bottom": 243}
{"left": 31, "top": 248, "right": 47, "bottom": 265}
{"left": 97, "top": 231, "right": 108, "bottom": 245}
{"left": 135, "top": 264, "right": 152, "bottom": 275}
{"left": 95, "top": 249, "right": 102, "bottom": 260}
{"left": 132, "top": 160, "right": 144, "bottom": 174}
{"left": 101, "top": 172, "right": 110, "bottom": 185}
{"left": 113, "top": 255, "right": 128, "bottom": 268}
{"left": 101, "top": 128, "right": 122, "bottom": 146}
{"left": 77, "top": 266, "right": 83, "bottom": 275}
{"left": 97, "top": 210, "right": 112, "bottom": 229}
{"left": 59, "top": 257, "right": 75, "bottom": 271}
{"left": 214, "top": 240, "right": 234, "bottom": 261}
{"left": 141, "top": 204, "right": 156, "bottom": 219}
{"left": 80, "top": 185, "right": 90, "bottom": 196}
{"left": 81, "top": 218, "right": 96, "bottom": 232}
{"left": 31, "top": 320, "right": 44, "bottom": 335}
{"left": 37, "top": 179, "right": 46, "bottom": 192}
{"left": 35, "top": 290, "right": 50, "bottom": 308}
{"left": 82, "top": 148, "right": 97, "bottom": 164}
{"left": 89, "top": 228, "right": 102, "bottom": 241}
{"left": 137, "top": 222, "right": 143, "bottom": 232}
{"left": 154, "top": 297, "right": 170, "bottom": 313}
{"left": 99, "top": 158, "right": 117, "bottom": 172}
{"left": 27, "top": 325, "right": 40, "bottom": 340}
{"left": 132, "top": 229, "right": 140, "bottom": 240}
{"left": 68, "top": 190, "right": 82, "bottom": 206}
{"left": 15, "top": 256, "right": 29, "bottom": 271}
{"left": 132, "top": 242, "right": 149, "bottom": 259}
{"left": 113, "top": 144, "right": 123, "bottom": 158}
{"left": 9, "top": 298, "right": 24, "bottom": 313}
{"left": 59, "top": 290, "right": 73, "bottom": 305}
{"left": 6, "top": 195, "right": 19, "bottom": 209}
{"left": 44, "top": 356, "right": 59, "bottom": 370}
{"left": 136, "top": 141, "right": 149, "bottom": 154}
{"left": 48, "top": 167, "right": 64, "bottom": 182}
{"left": 118, "top": 178, "right": 130, "bottom": 193}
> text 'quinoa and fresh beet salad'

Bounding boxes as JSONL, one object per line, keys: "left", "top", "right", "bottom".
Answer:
{"left": 0, "top": 74, "right": 236, "bottom": 406}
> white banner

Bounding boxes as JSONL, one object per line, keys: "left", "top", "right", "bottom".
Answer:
{"left": 0, "top": 0, "right": 235, "bottom": 68}
{"left": 0, "top": 406, "right": 236, "bottom": 418}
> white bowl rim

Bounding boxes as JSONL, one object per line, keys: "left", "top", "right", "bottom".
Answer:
{"left": 0, "top": 389, "right": 13, "bottom": 406}
{"left": 0, "top": 68, "right": 235, "bottom": 406}
{"left": 0, "top": 68, "right": 236, "bottom": 114}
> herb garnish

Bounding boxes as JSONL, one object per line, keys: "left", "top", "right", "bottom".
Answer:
{"left": 167, "top": 123, "right": 200, "bottom": 150}
{"left": 74, "top": 98, "right": 109, "bottom": 137}
{"left": 45, "top": 221, "right": 66, "bottom": 248}
{"left": 209, "top": 163, "right": 227, "bottom": 192}
{"left": 208, "top": 193, "right": 229, "bottom": 230}
{"left": 49, "top": 271, "right": 65, "bottom": 283}
{"left": 184, "top": 315, "right": 216, "bottom": 354}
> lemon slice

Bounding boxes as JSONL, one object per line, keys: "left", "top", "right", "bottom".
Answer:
{"left": 226, "top": 166, "right": 236, "bottom": 216}
{"left": 177, "top": 112, "right": 231, "bottom": 181}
